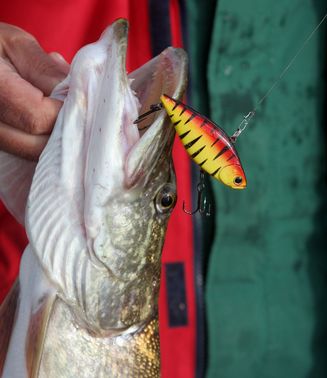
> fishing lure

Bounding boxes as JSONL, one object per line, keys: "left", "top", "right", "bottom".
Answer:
{"left": 134, "top": 94, "right": 246, "bottom": 216}
{"left": 135, "top": 94, "right": 247, "bottom": 191}
{"left": 160, "top": 95, "right": 246, "bottom": 190}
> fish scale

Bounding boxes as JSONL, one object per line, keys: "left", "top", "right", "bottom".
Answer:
{"left": 160, "top": 94, "right": 247, "bottom": 189}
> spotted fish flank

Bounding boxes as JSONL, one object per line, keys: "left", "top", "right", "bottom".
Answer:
{"left": 160, "top": 94, "right": 247, "bottom": 190}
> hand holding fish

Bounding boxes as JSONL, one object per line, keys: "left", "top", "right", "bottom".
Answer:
{"left": 0, "top": 23, "right": 69, "bottom": 160}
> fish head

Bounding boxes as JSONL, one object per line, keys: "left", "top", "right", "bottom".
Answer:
{"left": 27, "top": 19, "right": 187, "bottom": 331}
{"left": 218, "top": 163, "right": 247, "bottom": 189}
{"left": 76, "top": 20, "right": 187, "bottom": 283}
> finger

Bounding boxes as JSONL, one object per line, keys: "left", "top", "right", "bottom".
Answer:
{"left": 0, "top": 121, "right": 48, "bottom": 161}
{"left": 1, "top": 24, "right": 69, "bottom": 95}
{"left": 0, "top": 62, "right": 62, "bottom": 135}
{"left": 49, "top": 51, "right": 69, "bottom": 67}
{"left": 7, "top": 39, "right": 69, "bottom": 95}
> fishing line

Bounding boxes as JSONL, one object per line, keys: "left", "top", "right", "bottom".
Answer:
{"left": 231, "top": 12, "right": 327, "bottom": 142}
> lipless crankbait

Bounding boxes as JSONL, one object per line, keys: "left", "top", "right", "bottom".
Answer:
{"left": 160, "top": 94, "right": 246, "bottom": 190}
{"left": 134, "top": 94, "right": 247, "bottom": 216}
{"left": 135, "top": 94, "right": 247, "bottom": 190}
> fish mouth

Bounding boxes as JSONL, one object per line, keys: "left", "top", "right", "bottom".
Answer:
{"left": 49, "top": 19, "right": 187, "bottom": 235}
{"left": 126, "top": 46, "right": 188, "bottom": 186}
{"left": 82, "top": 19, "right": 187, "bottom": 193}
{"left": 124, "top": 22, "right": 187, "bottom": 187}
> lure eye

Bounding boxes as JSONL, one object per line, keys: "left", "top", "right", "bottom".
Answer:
{"left": 155, "top": 184, "right": 177, "bottom": 214}
{"left": 234, "top": 176, "right": 243, "bottom": 185}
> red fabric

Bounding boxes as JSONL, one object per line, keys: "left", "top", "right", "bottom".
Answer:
{"left": 0, "top": 0, "right": 151, "bottom": 72}
{"left": 0, "top": 202, "right": 27, "bottom": 300}
{"left": 159, "top": 3, "right": 196, "bottom": 378}
{"left": 0, "top": 1, "right": 196, "bottom": 377}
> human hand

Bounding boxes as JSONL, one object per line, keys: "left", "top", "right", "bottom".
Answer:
{"left": 0, "top": 23, "right": 69, "bottom": 160}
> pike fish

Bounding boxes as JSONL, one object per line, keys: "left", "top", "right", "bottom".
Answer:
{"left": 0, "top": 19, "right": 187, "bottom": 377}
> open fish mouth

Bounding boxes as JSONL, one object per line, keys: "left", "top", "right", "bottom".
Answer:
{"left": 126, "top": 48, "right": 187, "bottom": 187}
{"left": 46, "top": 18, "right": 188, "bottom": 247}
{"left": 50, "top": 19, "right": 187, "bottom": 194}
{"left": 126, "top": 45, "right": 187, "bottom": 186}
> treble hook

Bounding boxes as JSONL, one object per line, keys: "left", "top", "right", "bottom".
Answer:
{"left": 183, "top": 170, "right": 211, "bottom": 216}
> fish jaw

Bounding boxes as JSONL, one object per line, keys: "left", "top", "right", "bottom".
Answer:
{"left": 81, "top": 21, "right": 188, "bottom": 329}
{"left": 125, "top": 47, "right": 188, "bottom": 188}
{"left": 80, "top": 20, "right": 188, "bottom": 274}
{"left": 81, "top": 20, "right": 187, "bottom": 228}
{"left": 82, "top": 19, "right": 140, "bottom": 241}
{"left": 25, "top": 19, "right": 187, "bottom": 332}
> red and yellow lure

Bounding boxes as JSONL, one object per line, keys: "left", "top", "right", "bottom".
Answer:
{"left": 160, "top": 94, "right": 246, "bottom": 190}
{"left": 134, "top": 94, "right": 246, "bottom": 214}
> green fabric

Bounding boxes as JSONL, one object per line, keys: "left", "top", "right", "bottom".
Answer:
{"left": 186, "top": 1, "right": 327, "bottom": 377}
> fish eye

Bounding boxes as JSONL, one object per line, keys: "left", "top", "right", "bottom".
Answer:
{"left": 234, "top": 176, "right": 243, "bottom": 185}
{"left": 161, "top": 194, "right": 174, "bottom": 208}
{"left": 155, "top": 184, "right": 177, "bottom": 214}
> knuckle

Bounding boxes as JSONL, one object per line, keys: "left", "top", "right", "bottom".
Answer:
{"left": 4, "top": 27, "right": 35, "bottom": 52}
{"left": 22, "top": 111, "right": 50, "bottom": 136}
{"left": 28, "top": 116, "right": 49, "bottom": 135}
